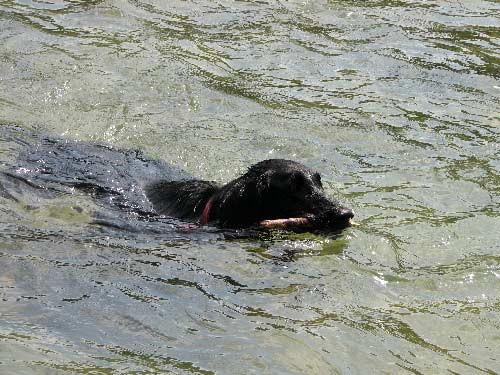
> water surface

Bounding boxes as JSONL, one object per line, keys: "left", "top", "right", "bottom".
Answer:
{"left": 1, "top": 0, "right": 499, "bottom": 374}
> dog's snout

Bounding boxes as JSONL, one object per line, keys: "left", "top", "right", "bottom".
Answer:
{"left": 339, "top": 208, "right": 354, "bottom": 220}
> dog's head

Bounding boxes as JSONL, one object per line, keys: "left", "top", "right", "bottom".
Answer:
{"left": 211, "top": 159, "right": 354, "bottom": 230}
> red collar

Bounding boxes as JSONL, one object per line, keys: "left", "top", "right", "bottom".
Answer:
{"left": 200, "top": 196, "right": 214, "bottom": 225}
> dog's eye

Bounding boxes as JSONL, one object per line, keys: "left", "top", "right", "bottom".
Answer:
{"left": 313, "top": 173, "right": 322, "bottom": 188}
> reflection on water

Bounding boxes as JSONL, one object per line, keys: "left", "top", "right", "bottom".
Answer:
{"left": 1, "top": 0, "right": 499, "bottom": 373}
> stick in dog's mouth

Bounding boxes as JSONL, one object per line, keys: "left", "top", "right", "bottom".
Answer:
{"left": 259, "top": 217, "right": 359, "bottom": 229}
{"left": 259, "top": 217, "right": 310, "bottom": 229}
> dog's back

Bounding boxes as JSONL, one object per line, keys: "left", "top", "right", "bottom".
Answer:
{"left": 1, "top": 126, "right": 188, "bottom": 215}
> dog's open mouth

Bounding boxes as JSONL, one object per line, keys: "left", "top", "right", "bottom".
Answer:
{"left": 259, "top": 216, "right": 358, "bottom": 230}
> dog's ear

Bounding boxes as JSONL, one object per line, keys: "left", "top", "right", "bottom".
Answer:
{"left": 145, "top": 179, "right": 218, "bottom": 219}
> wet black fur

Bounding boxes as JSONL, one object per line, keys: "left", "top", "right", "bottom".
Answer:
{"left": 1, "top": 125, "right": 353, "bottom": 231}
{"left": 146, "top": 159, "right": 354, "bottom": 229}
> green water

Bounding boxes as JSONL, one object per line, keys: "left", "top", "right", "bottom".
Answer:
{"left": 0, "top": 0, "right": 499, "bottom": 374}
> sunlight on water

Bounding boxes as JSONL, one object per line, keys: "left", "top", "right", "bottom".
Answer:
{"left": 0, "top": 0, "right": 499, "bottom": 373}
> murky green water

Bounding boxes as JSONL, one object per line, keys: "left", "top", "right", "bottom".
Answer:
{"left": 1, "top": 0, "right": 499, "bottom": 374}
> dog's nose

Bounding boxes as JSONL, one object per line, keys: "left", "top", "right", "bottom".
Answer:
{"left": 339, "top": 208, "right": 354, "bottom": 220}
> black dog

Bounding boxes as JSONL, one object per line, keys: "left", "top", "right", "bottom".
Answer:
{"left": 2, "top": 127, "right": 354, "bottom": 231}
{"left": 146, "top": 159, "right": 354, "bottom": 230}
